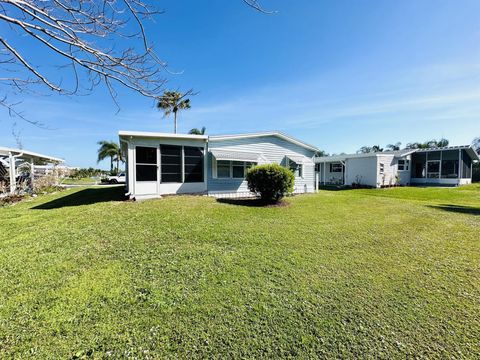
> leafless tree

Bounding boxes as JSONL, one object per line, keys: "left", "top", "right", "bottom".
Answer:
{"left": 0, "top": 0, "right": 271, "bottom": 124}
{"left": 0, "top": 0, "right": 167, "bottom": 111}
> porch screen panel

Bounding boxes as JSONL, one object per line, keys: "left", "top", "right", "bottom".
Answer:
{"left": 411, "top": 153, "right": 426, "bottom": 178}
{"left": 136, "top": 146, "right": 157, "bottom": 181}
{"left": 441, "top": 150, "right": 459, "bottom": 178}
{"left": 184, "top": 146, "right": 204, "bottom": 183}
{"left": 160, "top": 145, "right": 182, "bottom": 183}
{"left": 462, "top": 150, "right": 472, "bottom": 178}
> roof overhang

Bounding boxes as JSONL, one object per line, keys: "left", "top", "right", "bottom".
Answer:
{"left": 119, "top": 130, "right": 208, "bottom": 140}
{"left": 210, "top": 148, "right": 262, "bottom": 162}
{"left": 413, "top": 145, "right": 480, "bottom": 162}
{"left": 209, "top": 132, "right": 319, "bottom": 152}
{"left": 314, "top": 152, "right": 380, "bottom": 163}
{"left": 467, "top": 147, "right": 480, "bottom": 161}
{"left": 0, "top": 147, "right": 64, "bottom": 163}
{"left": 285, "top": 154, "right": 314, "bottom": 165}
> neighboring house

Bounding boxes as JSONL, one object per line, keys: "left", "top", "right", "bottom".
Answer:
{"left": 315, "top": 145, "right": 479, "bottom": 187}
{"left": 118, "top": 131, "right": 318, "bottom": 199}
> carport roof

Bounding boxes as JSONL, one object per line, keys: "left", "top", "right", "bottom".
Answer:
{"left": 0, "top": 147, "right": 64, "bottom": 163}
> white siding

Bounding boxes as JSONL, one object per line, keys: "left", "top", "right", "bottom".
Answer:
{"left": 376, "top": 154, "right": 396, "bottom": 187}
{"left": 208, "top": 135, "right": 316, "bottom": 194}
{"left": 345, "top": 157, "right": 379, "bottom": 187}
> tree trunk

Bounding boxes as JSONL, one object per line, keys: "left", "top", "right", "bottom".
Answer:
{"left": 110, "top": 156, "right": 113, "bottom": 173}
{"left": 116, "top": 157, "right": 119, "bottom": 174}
{"left": 174, "top": 111, "right": 177, "bottom": 134}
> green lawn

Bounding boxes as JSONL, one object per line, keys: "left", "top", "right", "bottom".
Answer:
{"left": 1, "top": 185, "right": 479, "bottom": 358}
{"left": 61, "top": 177, "right": 98, "bottom": 185}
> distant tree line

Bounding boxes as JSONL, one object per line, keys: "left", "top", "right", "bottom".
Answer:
{"left": 357, "top": 138, "right": 450, "bottom": 154}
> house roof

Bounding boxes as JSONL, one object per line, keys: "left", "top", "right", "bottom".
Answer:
{"left": 315, "top": 152, "right": 395, "bottom": 163}
{"left": 209, "top": 131, "right": 319, "bottom": 152}
{"left": 315, "top": 145, "right": 480, "bottom": 163}
{"left": 119, "top": 130, "right": 208, "bottom": 140}
{"left": 285, "top": 154, "right": 314, "bottom": 165}
{"left": 0, "top": 147, "right": 64, "bottom": 163}
{"left": 413, "top": 145, "right": 480, "bottom": 161}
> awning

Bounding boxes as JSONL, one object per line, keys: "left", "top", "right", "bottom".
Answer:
{"left": 285, "top": 154, "right": 314, "bottom": 165}
{"left": 210, "top": 149, "right": 262, "bottom": 162}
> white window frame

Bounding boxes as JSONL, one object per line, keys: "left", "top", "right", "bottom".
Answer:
{"left": 214, "top": 160, "right": 256, "bottom": 179}
{"left": 379, "top": 163, "right": 385, "bottom": 174}
{"left": 286, "top": 158, "right": 304, "bottom": 179}
{"left": 398, "top": 159, "right": 410, "bottom": 171}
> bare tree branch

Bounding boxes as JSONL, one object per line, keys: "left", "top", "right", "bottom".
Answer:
{"left": 242, "top": 0, "right": 276, "bottom": 14}
{"left": 0, "top": 0, "right": 270, "bottom": 125}
{"left": 0, "top": 0, "right": 167, "bottom": 102}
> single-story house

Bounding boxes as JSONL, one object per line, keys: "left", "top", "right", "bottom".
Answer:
{"left": 315, "top": 145, "right": 479, "bottom": 188}
{"left": 118, "top": 131, "right": 319, "bottom": 199}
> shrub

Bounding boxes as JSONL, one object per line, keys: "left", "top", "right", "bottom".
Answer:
{"left": 246, "top": 164, "right": 294, "bottom": 203}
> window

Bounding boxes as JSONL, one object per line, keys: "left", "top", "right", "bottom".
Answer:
{"left": 330, "top": 163, "right": 343, "bottom": 173}
{"left": 232, "top": 161, "right": 245, "bottom": 178}
{"left": 184, "top": 146, "right": 203, "bottom": 183}
{"left": 379, "top": 163, "right": 385, "bottom": 174}
{"left": 427, "top": 160, "right": 440, "bottom": 178}
{"left": 288, "top": 160, "right": 303, "bottom": 178}
{"left": 136, "top": 147, "right": 157, "bottom": 181}
{"left": 217, "top": 160, "right": 231, "bottom": 178}
{"left": 160, "top": 145, "right": 182, "bottom": 183}
{"left": 398, "top": 159, "right": 409, "bottom": 171}
{"left": 215, "top": 160, "right": 256, "bottom": 179}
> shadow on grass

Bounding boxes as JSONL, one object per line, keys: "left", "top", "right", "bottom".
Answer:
{"left": 428, "top": 204, "right": 480, "bottom": 216}
{"left": 216, "top": 197, "right": 288, "bottom": 208}
{"left": 32, "top": 186, "right": 127, "bottom": 210}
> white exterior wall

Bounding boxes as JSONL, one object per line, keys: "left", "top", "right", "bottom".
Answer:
{"left": 395, "top": 155, "right": 412, "bottom": 185}
{"left": 208, "top": 136, "right": 317, "bottom": 194}
{"left": 376, "top": 154, "right": 396, "bottom": 187}
{"left": 411, "top": 178, "right": 471, "bottom": 186}
{"left": 122, "top": 136, "right": 207, "bottom": 199}
{"left": 344, "top": 157, "right": 379, "bottom": 187}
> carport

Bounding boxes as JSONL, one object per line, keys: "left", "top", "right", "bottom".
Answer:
{"left": 0, "top": 147, "right": 63, "bottom": 195}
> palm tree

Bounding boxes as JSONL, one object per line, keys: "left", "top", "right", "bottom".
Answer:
{"left": 371, "top": 145, "right": 383, "bottom": 152}
{"left": 386, "top": 142, "right": 401, "bottom": 151}
{"left": 157, "top": 91, "right": 191, "bottom": 133}
{"left": 188, "top": 126, "right": 206, "bottom": 135}
{"left": 97, "top": 141, "right": 122, "bottom": 174}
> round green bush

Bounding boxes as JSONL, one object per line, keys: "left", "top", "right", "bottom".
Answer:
{"left": 246, "top": 164, "right": 295, "bottom": 203}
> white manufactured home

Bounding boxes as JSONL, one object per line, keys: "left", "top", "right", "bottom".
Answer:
{"left": 315, "top": 145, "right": 479, "bottom": 188}
{"left": 119, "top": 131, "right": 319, "bottom": 200}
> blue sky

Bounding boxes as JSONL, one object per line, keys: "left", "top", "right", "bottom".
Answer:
{"left": 1, "top": 0, "right": 480, "bottom": 168}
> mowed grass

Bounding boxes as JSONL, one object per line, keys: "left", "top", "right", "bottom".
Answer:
{"left": 0, "top": 185, "right": 479, "bottom": 358}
